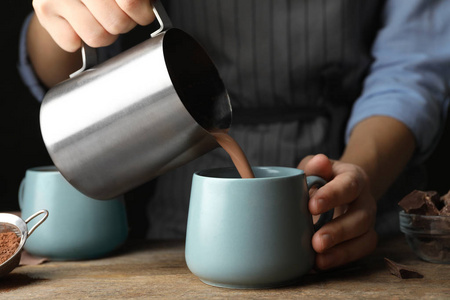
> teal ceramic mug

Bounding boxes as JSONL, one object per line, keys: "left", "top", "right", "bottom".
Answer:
{"left": 185, "top": 166, "right": 333, "bottom": 289}
{"left": 19, "top": 166, "right": 128, "bottom": 260}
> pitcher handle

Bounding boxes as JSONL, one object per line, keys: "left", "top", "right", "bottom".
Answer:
{"left": 150, "top": 0, "right": 173, "bottom": 37}
{"left": 70, "top": 0, "right": 172, "bottom": 78}
{"left": 69, "top": 44, "right": 98, "bottom": 78}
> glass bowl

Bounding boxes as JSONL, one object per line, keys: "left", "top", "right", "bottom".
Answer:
{"left": 399, "top": 211, "right": 450, "bottom": 264}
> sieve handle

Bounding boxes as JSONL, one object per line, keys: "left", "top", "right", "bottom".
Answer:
{"left": 25, "top": 210, "right": 49, "bottom": 236}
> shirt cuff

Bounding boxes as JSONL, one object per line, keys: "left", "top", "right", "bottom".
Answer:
{"left": 345, "top": 92, "right": 449, "bottom": 165}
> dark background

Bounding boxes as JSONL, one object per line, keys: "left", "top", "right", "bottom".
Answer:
{"left": 0, "top": 2, "right": 448, "bottom": 213}
{"left": 1, "top": 1, "right": 53, "bottom": 212}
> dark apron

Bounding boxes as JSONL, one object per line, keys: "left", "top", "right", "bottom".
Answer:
{"left": 126, "top": 0, "right": 400, "bottom": 239}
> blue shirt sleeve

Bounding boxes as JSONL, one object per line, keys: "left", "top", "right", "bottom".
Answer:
{"left": 17, "top": 13, "right": 47, "bottom": 101}
{"left": 345, "top": 0, "right": 450, "bottom": 165}
{"left": 19, "top": 3, "right": 449, "bottom": 166}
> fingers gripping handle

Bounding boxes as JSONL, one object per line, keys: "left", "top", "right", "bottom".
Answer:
{"left": 70, "top": 0, "right": 172, "bottom": 78}
{"left": 306, "top": 175, "right": 334, "bottom": 231}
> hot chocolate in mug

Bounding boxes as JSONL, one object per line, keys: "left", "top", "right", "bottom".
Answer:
{"left": 185, "top": 166, "right": 333, "bottom": 289}
{"left": 19, "top": 166, "right": 128, "bottom": 260}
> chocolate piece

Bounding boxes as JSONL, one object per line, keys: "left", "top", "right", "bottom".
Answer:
{"left": 440, "top": 190, "right": 450, "bottom": 216}
{"left": 384, "top": 258, "right": 424, "bottom": 279}
{"left": 398, "top": 190, "right": 440, "bottom": 216}
{"left": 440, "top": 205, "right": 450, "bottom": 216}
{"left": 428, "top": 191, "right": 444, "bottom": 211}
{"left": 441, "top": 190, "right": 450, "bottom": 205}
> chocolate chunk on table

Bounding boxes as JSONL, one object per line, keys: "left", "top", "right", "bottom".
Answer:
{"left": 384, "top": 258, "right": 424, "bottom": 279}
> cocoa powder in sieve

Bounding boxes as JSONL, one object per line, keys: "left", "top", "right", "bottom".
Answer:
{"left": 0, "top": 232, "right": 21, "bottom": 265}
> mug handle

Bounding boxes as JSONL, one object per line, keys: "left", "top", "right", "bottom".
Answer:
{"left": 70, "top": 0, "right": 172, "bottom": 78}
{"left": 306, "top": 175, "right": 334, "bottom": 231}
{"left": 18, "top": 178, "right": 26, "bottom": 210}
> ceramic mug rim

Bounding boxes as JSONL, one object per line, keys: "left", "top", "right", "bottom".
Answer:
{"left": 194, "top": 166, "right": 305, "bottom": 180}
{"left": 26, "top": 165, "right": 59, "bottom": 173}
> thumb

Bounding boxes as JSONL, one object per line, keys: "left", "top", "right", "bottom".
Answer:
{"left": 298, "top": 153, "right": 334, "bottom": 181}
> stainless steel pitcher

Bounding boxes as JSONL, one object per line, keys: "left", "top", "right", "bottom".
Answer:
{"left": 39, "top": 1, "right": 232, "bottom": 200}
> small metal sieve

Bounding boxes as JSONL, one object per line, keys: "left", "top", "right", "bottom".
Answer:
{"left": 0, "top": 210, "right": 48, "bottom": 277}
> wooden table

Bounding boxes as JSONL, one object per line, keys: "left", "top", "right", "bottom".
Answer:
{"left": 1, "top": 236, "right": 449, "bottom": 299}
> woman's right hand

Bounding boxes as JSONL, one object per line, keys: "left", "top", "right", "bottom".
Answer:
{"left": 32, "top": 0, "right": 156, "bottom": 52}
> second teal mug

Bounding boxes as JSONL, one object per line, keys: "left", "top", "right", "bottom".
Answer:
{"left": 185, "top": 166, "right": 333, "bottom": 289}
{"left": 19, "top": 166, "right": 128, "bottom": 260}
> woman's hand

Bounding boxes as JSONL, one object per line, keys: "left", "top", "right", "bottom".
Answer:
{"left": 32, "top": 0, "right": 155, "bottom": 52}
{"left": 298, "top": 154, "right": 378, "bottom": 270}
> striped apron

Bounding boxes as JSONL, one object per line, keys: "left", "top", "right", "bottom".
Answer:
{"left": 125, "top": 0, "right": 416, "bottom": 239}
